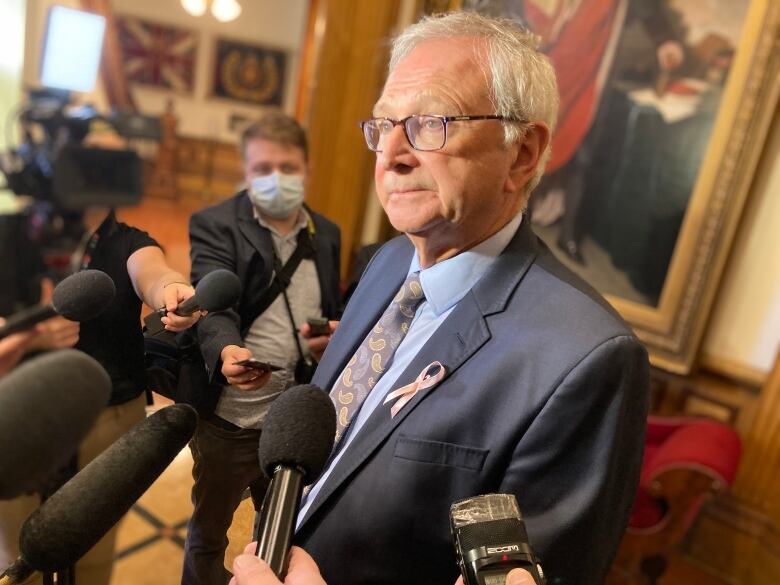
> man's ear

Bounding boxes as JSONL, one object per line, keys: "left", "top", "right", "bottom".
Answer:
{"left": 508, "top": 122, "right": 551, "bottom": 186}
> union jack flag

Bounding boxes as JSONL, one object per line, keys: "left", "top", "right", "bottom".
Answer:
{"left": 118, "top": 16, "right": 197, "bottom": 93}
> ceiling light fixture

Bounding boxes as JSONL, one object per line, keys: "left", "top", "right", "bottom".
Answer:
{"left": 181, "top": 0, "right": 242, "bottom": 22}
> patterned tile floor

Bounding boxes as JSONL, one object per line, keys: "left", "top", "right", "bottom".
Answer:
{"left": 108, "top": 404, "right": 255, "bottom": 585}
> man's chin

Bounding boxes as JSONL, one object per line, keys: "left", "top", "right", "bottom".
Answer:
{"left": 389, "top": 216, "right": 444, "bottom": 237}
{"left": 384, "top": 200, "right": 441, "bottom": 231}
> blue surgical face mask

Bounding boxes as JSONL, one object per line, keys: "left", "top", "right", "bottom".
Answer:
{"left": 248, "top": 172, "right": 305, "bottom": 219}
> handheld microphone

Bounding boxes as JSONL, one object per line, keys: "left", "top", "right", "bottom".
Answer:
{"left": 450, "top": 494, "right": 546, "bottom": 585}
{"left": 145, "top": 269, "right": 241, "bottom": 335}
{"left": 0, "top": 270, "right": 115, "bottom": 339}
{"left": 255, "top": 384, "right": 336, "bottom": 578}
{"left": 165, "top": 268, "right": 242, "bottom": 317}
{"left": 0, "top": 404, "right": 197, "bottom": 582}
{"left": 0, "top": 349, "right": 111, "bottom": 500}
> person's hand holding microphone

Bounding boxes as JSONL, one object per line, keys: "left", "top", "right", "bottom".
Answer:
{"left": 229, "top": 547, "right": 537, "bottom": 585}
{"left": 0, "top": 318, "right": 36, "bottom": 375}
{"left": 230, "top": 545, "right": 325, "bottom": 585}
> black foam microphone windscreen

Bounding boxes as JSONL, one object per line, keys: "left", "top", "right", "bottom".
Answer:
{"left": 257, "top": 384, "right": 336, "bottom": 481}
{"left": 255, "top": 384, "right": 336, "bottom": 577}
{"left": 0, "top": 270, "right": 115, "bottom": 339}
{"left": 52, "top": 270, "right": 116, "bottom": 321}
{"left": 0, "top": 349, "right": 111, "bottom": 500}
{"left": 174, "top": 269, "right": 241, "bottom": 316}
{"left": 17, "top": 404, "right": 197, "bottom": 573}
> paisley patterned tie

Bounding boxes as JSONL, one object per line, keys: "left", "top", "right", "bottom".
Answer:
{"left": 329, "top": 272, "right": 425, "bottom": 443}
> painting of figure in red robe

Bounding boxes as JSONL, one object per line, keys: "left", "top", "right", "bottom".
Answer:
{"left": 463, "top": 0, "right": 747, "bottom": 306}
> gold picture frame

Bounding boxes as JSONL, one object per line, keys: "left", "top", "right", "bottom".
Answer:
{"left": 423, "top": 0, "right": 780, "bottom": 374}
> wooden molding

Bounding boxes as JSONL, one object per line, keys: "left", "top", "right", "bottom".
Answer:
{"left": 687, "top": 495, "right": 780, "bottom": 583}
{"left": 301, "top": 0, "right": 401, "bottom": 279}
{"left": 680, "top": 352, "right": 780, "bottom": 583}
{"left": 700, "top": 352, "right": 769, "bottom": 390}
{"left": 732, "top": 351, "right": 780, "bottom": 515}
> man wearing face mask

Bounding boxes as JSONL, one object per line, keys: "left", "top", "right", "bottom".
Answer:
{"left": 183, "top": 112, "right": 341, "bottom": 585}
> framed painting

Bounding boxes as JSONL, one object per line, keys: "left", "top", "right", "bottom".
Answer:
{"left": 212, "top": 38, "right": 287, "bottom": 106}
{"left": 423, "top": 0, "right": 780, "bottom": 374}
{"left": 117, "top": 15, "right": 197, "bottom": 94}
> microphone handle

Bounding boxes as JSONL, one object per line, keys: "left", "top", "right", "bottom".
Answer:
{"left": 0, "top": 558, "right": 35, "bottom": 585}
{"left": 255, "top": 466, "right": 304, "bottom": 578}
{"left": 0, "top": 305, "right": 58, "bottom": 339}
{"left": 172, "top": 296, "right": 200, "bottom": 317}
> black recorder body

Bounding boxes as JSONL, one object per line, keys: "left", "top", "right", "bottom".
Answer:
{"left": 450, "top": 494, "right": 546, "bottom": 585}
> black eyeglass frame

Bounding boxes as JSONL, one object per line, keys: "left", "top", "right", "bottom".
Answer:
{"left": 358, "top": 114, "right": 527, "bottom": 152}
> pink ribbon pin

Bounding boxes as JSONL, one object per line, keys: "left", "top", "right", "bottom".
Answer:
{"left": 383, "top": 361, "right": 446, "bottom": 418}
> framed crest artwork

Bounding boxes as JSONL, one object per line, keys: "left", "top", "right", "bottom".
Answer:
{"left": 423, "top": 0, "right": 780, "bottom": 374}
{"left": 117, "top": 16, "right": 197, "bottom": 93}
{"left": 212, "top": 38, "right": 287, "bottom": 106}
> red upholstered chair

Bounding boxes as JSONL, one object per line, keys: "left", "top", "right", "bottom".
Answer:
{"left": 607, "top": 416, "right": 742, "bottom": 585}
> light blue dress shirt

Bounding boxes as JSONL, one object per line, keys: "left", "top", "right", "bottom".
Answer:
{"left": 296, "top": 211, "right": 523, "bottom": 528}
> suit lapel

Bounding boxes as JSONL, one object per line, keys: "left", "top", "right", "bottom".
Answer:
{"left": 312, "top": 238, "right": 411, "bottom": 389}
{"left": 299, "top": 291, "right": 490, "bottom": 527}
{"left": 236, "top": 193, "right": 275, "bottom": 270}
{"left": 300, "top": 220, "right": 540, "bottom": 528}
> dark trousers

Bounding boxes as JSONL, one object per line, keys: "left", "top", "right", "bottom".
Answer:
{"left": 182, "top": 417, "right": 269, "bottom": 585}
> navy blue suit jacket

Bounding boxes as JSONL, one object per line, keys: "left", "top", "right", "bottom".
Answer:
{"left": 295, "top": 219, "right": 649, "bottom": 585}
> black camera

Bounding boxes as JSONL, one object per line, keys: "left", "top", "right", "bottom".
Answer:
{"left": 1, "top": 90, "right": 144, "bottom": 211}
{"left": 1, "top": 6, "right": 148, "bottom": 210}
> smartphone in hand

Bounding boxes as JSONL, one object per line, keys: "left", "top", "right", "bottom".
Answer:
{"left": 307, "top": 317, "right": 331, "bottom": 337}
{"left": 233, "top": 358, "right": 284, "bottom": 372}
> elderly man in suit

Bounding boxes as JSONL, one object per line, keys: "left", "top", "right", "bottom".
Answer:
{"left": 293, "top": 11, "right": 649, "bottom": 585}
{"left": 183, "top": 112, "right": 341, "bottom": 585}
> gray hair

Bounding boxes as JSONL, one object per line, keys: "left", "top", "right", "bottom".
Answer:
{"left": 389, "top": 11, "right": 559, "bottom": 194}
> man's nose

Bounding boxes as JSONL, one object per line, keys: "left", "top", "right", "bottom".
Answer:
{"left": 377, "top": 125, "right": 416, "bottom": 170}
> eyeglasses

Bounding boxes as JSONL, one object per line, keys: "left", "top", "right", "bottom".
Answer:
{"left": 359, "top": 114, "right": 525, "bottom": 152}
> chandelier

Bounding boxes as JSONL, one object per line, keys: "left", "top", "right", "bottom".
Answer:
{"left": 181, "top": 0, "right": 242, "bottom": 23}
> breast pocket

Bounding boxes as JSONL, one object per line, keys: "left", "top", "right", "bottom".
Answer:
{"left": 393, "top": 436, "right": 488, "bottom": 471}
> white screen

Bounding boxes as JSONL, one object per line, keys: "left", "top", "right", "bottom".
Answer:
{"left": 40, "top": 6, "right": 106, "bottom": 93}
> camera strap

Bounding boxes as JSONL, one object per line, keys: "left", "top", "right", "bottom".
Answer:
{"left": 78, "top": 231, "right": 101, "bottom": 271}
{"left": 77, "top": 210, "right": 115, "bottom": 271}
{"left": 271, "top": 220, "right": 318, "bottom": 366}
{"left": 242, "top": 217, "right": 316, "bottom": 335}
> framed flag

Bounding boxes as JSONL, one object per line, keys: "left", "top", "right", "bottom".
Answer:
{"left": 117, "top": 16, "right": 197, "bottom": 93}
{"left": 212, "top": 38, "right": 287, "bottom": 106}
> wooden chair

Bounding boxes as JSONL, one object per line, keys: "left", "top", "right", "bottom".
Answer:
{"left": 607, "top": 416, "right": 741, "bottom": 585}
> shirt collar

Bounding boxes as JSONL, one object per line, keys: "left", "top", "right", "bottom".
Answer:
{"left": 253, "top": 205, "right": 310, "bottom": 240}
{"left": 409, "top": 211, "right": 523, "bottom": 316}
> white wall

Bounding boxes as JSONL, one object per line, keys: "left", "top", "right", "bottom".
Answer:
{"left": 703, "top": 106, "right": 780, "bottom": 376}
{"left": 0, "top": 0, "right": 27, "bottom": 211}
{"left": 0, "top": 0, "right": 27, "bottom": 147}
